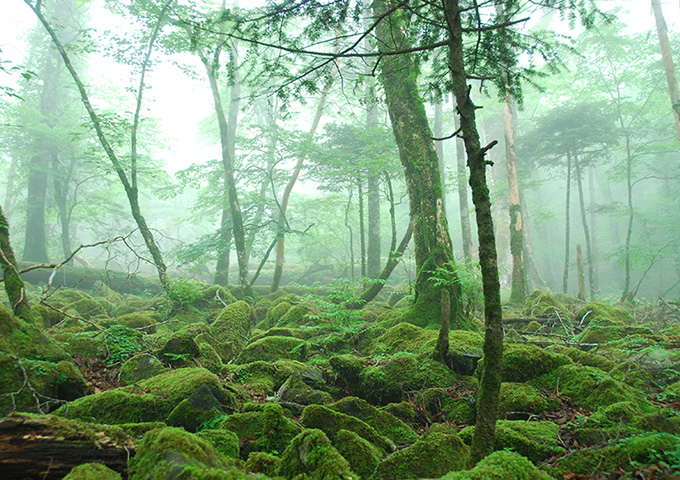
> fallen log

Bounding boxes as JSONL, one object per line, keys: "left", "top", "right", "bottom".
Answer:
{"left": 0, "top": 413, "right": 135, "bottom": 480}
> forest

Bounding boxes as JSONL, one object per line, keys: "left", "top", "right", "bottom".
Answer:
{"left": 1, "top": 0, "right": 680, "bottom": 479}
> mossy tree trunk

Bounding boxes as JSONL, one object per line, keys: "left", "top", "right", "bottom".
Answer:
{"left": 374, "top": 0, "right": 465, "bottom": 328}
{"left": 573, "top": 153, "right": 594, "bottom": 299}
{"left": 442, "top": 0, "right": 503, "bottom": 464}
{"left": 652, "top": 0, "right": 680, "bottom": 143}
{"left": 0, "top": 206, "right": 32, "bottom": 319}
{"left": 454, "top": 96, "right": 474, "bottom": 261}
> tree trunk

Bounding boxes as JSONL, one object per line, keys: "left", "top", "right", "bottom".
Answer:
{"left": 358, "top": 178, "right": 367, "bottom": 277}
{"left": 573, "top": 153, "right": 594, "bottom": 299}
{"left": 214, "top": 202, "right": 231, "bottom": 285}
{"left": 51, "top": 153, "right": 73, "bottom": 260}
{"left": 434, "top": 288, "right": 451, "bottom": 363}
{"left": 563, "top": 153, "right": 572, "bottom": 294}
{"left": 576, "top": 243, "right": 586, "bottom": 301}
{"left": 23, "top": 154, "right": 49, "bottom": 263}
{"left": 588, "top": 165, "right": 599, "bottom": 293}
{"left": 454, "top": 95, "right": 474, "bottom": 261}
{"left": 0, "top": 206, "right": 31, "bottom": 319}
{"left": 3, "top": 157, "right": 18, "bottom": 221}
{"left": 503, "top": 94, "right": 525, "bottom": 304}
{"left": 434, "top": 100, "right": 447, "bottom": 209}
{"left": 26, "top": 1, "right": 172, "bottom": 294}
{"left": 375, "top": 0, "right": 466, "bottom": 329}
{"left": 442, "top": 0, "right": 503, "bottom": 464}
{"left": 652, "top": 0, "right": 680, "bottom": 143}
{"left": 271, "top": 68, "right": 336, "bottom": 292}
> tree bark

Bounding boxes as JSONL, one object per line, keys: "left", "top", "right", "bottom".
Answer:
{"left": 23, "top": 154, "right": 49, "bottom": 263}
{"left": 214, "top": 203, "right": 231, "bottom": 285}
{"left": 434, "top": 288, "right": 451, "bottom": 363}
{"left": 434, "top": 100, "right": 448, "bottom": 210}
{"left": 503, "top": 94, "right": 526, "bottom": 304}
{"left": 442, "top": 0, "right": 503, "bottom": 464}
{"left": 576, "top": 243, "right": 586, "bottom": 301}
{"left": 652, "top": 0, "right": 680, "bottom": 143}
{"left": 358, "top": 178, "right": 367, "bottom": 277}
{"left": 375, "top": 0, "right": 465, "bottom": 329}
{"left": 563, "top": 152, "right": 572, "bottom": 294}
{"left": 271, "top": 68, "right": 336, "bottom": 292}
{"left": 0, "top": 206, "right": 32, "bottom": 319}
{"left": 573, "top": 153, "right": 594, "bottom": 299}
{"left": 588, "top": 165, "right": 599, "bottom": 293}
{"left": 454, "top": 95, "right": 474, "bottom": 261}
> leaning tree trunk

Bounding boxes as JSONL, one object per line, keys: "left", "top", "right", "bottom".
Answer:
{"left": 375, "top": 0, "right": 467, "bottom": 329}
{"left": 503, "top": 94, "right": 526, "bottom": 303}
{"left": 652, "top": 0, "right": 680, "bottom": 143}
{"left": 443, "top": 0, "right": 503, "bottom": 464}
{"left": 0, "top": 206, "right": 32, "bottom": 319}
{"left": 26, "top": 0, "right": 172, "bottom": 294}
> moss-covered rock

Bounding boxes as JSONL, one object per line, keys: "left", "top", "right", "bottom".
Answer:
{"left": 65, "top": 298, "right": 108, "bottom": 320}
{"left": 579, "top": 325, "right": 653, "bottom": 344}
{"left": 277, "top": 372, "right": 332, "bottom": 406}
{"left": 575, "top": 301, "right": 634, "bottom": 327}
{"left": 157, "top": 330, "right": 200, "bottom": 368}
{"left": 228, "top": 360, "right": 310, "bottom": 394}
{"left": 237, "top": 336, "right": 310, "bottom": 364}
{"left": 116, "top": 313, "right": 157, "bottom": 333}
{"left": 212, "top": 301, "right": 254, "bottom": 358}
{"left": 459, "top": 420, "right": 563, "bottom": 462}
{"left": 192, "top": 285, "right": 237, "bottom": 311}
{"left": 633, "top": 414, "right": 679, "bottom": 433}
{"left": 328, "top": 396, "right": 418, "bottom": 444}
{"left": 493, "top": 344, "right": 572, "bottom": 383}
{"left": 498, "top": 383, "right": 560, "bottom": 418}
{"left": 301, "top": 404, "right": 395, "bottom": 454}
{"left": 333, "top": 428, "right": 381, "bottom": 479}
{"left": 128, "top": 426, "right": 246, "bottom": 480}
{"left": 63, "top": 463, "right": 122, "bottom": 480}
{"left": 547, "top": 345, "right": 615, "bottom": 371}
{"left": 219, "top": 402, "right": 301, "bottom": 459}
{"left": 245, "top": 451, "right": 282, "bottom": 478}
{"left": 118, "top": 354, "right": 168, "bottom": 385}
{"left": 58, "top": 332, "right": 103, "bottom": 358}
{"left": 369, "top": 425, "right": 469, "bottom": 480}
{"left": 441, "top": 450, "right": 551, "bottom": 480}
{"left": 167, "top": 383, "right": 236, "bottom": 432}
{"left": 523, "top": 290, "right": 570, "bottom": 318}
{"left": 102, "top": 324, "right": 144, "bottom": 365}
{"left": 279, "top": 429, "right": 356, "bottom": 480}
{"left": 609, "top": 361, "right": 656, "bottom": 392}
{"left": 367, "top": 322, "right": 483, "bottom": 358}
{"left": 196, "top": 428, "right": 240, "bottom": 459}
{"left": 535, "top": 364, "right": 653, "bottom": 411}
{"left": 277, "top": 304, "right": 313, "bottom": 327}
{"left": 379, "top": 402, "right": 415, "bottom": 424}
{"left": 587, "top": 401, "right": 642, "bottom": 427}
{"left": 261, "top": 301, "right": 292, "bottom": 330}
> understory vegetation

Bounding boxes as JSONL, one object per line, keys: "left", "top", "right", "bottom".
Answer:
{"left": 1, "top": 278, "right": 680, "bottom": 479}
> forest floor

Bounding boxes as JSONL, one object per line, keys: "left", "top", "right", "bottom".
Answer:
{"left": 2, "top": 279, "right": 680, "bottom": 480}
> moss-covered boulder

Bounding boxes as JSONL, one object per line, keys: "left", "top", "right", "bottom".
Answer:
{"left": 369, "top": 424, "right": 469, "bottom": 480}
{"left": 127, "top": 427, "right": 247, "bottom": 480}
{"left": 460, "top": 420, "right": 563, "bottom": 462}
{"left": 328, "top": 396, "right": 418, "bottom": 444}
{"left": 228, "top": 360, "right": 310, "bottom": 395}
{"left": 609, "top": 361, "right": 656, "bottom": 392}
{"left": 157, "top": 329, "right": 201, "bottom": 368}
{"left": 535, "top": 364, "right": 653, "bottom": 411}
{"left": 63, "top": 463, "right": 122, "bottom": 480}
{"left": 237, "top": 336, "right": 310, "bottom": 364}
{"left": 102, "top": 325, "right": 144, "bottom": 365}
{"left": 65, "top": 298, "right": 108, "bottom": 320}
{"left": 380, "top": 402, "right": 416, "bottom": 424}
{"left": 260, "top": 300, "right": 293, "bottom": 330}
{"left": 279, "top": 429, "right": 356, "bottom": 480}
{"left": 277, "top": 304, "right": 313, "bottom": 327}
{"left": 333, "top": 428, "right": 381, "bottom": 479}
{"left": 212, "top": 301, "right": 254, "bottom": 356}
{"left": 277, "top": 372, "right": 332, "bottom": 406}
{"left": 547, "top": 345, "right": 615, "bottom": 371}
{"left": 245, "top": 451, "right": 282, "bottom": 478}
{"left": 219, "top": 402, "right": 301, "bottom": 459}
{"left": 441, "top": 450, "right": 551, "bottom": 480}
{"left": 196, "top": 429, "right": 240, "bottom": 459}
{"left": 579, "top": 325, "right": 653, "bottom": 344}
{"left": 493, "top": 344, "right": 572, "bottom": 383}
{"left": 575, "top": 301, "right": 634, "bottom": 327}
{"left": 301, "top": 404, "right": 394, "bottom": 454}
{"left": 498, "top": 383, "right": 560, "bottom": 418}
{"left": 116, "top": 313, "right": 156, "bottom": 333}
{"left": 192, "top": 285, "right": 237, "bottom": 311}
{"left": 118, "top": 354, "right": 167, "bottom": 385}
{"left": 167, "top": 383, "right": 236, "bottom": 432}
{"left": 58, "top": 332, "right": 103, "bottom": 358}
{"left": 523, "top": 290, "right": 570, "bottom": 318}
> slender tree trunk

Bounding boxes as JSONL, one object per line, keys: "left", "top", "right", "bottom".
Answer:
{"left": 621, "top": 131, "right": 634, "bottom": 302}
{"left": 26, "top": 1, "right": 172, "bottom": 293}
{"left": 454, "top": 95, "right": 474, "bottom": 261}
{"left": 51, "top": 153, "right": 73, "bottom": 260}
{"left": 344, "top": 188, "right": 355, "bottom": 280}
{"left": 4, "top": 157, "right": 18, "bottom": 221}
{"left": 588, "top": 165, "right": 599, "bottom": 293}
{"left": 443, "top": 0, "right": 503, "bottom": 464}
{"left": 652, "top": 0, "right": 680, "bottom": 143}
{"left": 214, "top": 202, "right": 231, "bottom": 285}
{"left": 503, "top": 95, "right": 525, "bottom": 303}
{"left": 434, "top": 100, "right": 447, "bottom": 209}
{"left": 573, "top": 153, "right": 594, "bottom": 299}
{"left": 271, "top": 68, "right": 336, "bottom": 292}
{"left": 434, "top": 288, "right": 451, "bottom": 363}
{"left": 23, "top": 154, "right": 49, "bottom": 262}
{"left": 576, "top": 243, "right": 586, "bottom": 301}
{"left": 563, "top": 153, "right": 572, "bottom": 294}
{"left": 375, "top": 0, "right": 466, "bottom": 330}
{"left": 0, "top": 205, "right": 31, "bottom": 319}
{"left": 358, "top": 178, "right": 367, "bottom": 277}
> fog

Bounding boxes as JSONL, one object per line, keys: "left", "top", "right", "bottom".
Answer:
{"left": 1, "top": 0, "right": 679, "bottom": 303}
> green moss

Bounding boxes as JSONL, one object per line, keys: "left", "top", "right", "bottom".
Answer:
{"left": 0, "top": 305, "right": 70, "bottom": 362}
{"left": 192, "top": 285, "right": 237, "bottom": 310}
{"left": 333, "top": 429, "right": 381, "bottom": 479}
{"left": 118, "top": 354, "right": 167, "bottom": 385}
{"left": 116, "top": 313, "right": 156, "bottom": 333}
{"left": 128, "top": 427, "right": 236, "bottom": 480}
{"left": 279, "top": 429, "right": 356, "bottom": 480}
{"left": 167, "top": 383, "right": 236, "bottom": 432}
{"left": 196, "top": 342, "right": 227, "bottom": 375}
{"left": 262, "top": 300, "right": 293, "bottom": 329}
{"left": 278, "top": 372, "right": 332, "bottom": 406}
{"left": 579, "top": 325, "right": 653, "bottom": 344}
{"left": 158, "top": 329, "right": 200, "bottom": 367}
{"left": 65, "top": 298, "right": 108, "bottom": 319}
{"left": 329, "top": 396, "right": 418, "bottom": 444}
{"left": 633, "top": 414, "right": 679, "bottom": 433}
{"left": 547, "top": 345, "right": 616, "bottom": 371}
{"left": 51, "top": 289, "right": 93, "bottom": 307}
{"left": 575, "top": 301, "right": 634, "bottom": 327}
{"left": 103, "top": 324, "right": 144, "bottom": 365}
{"left": 370, "top": 427, "right": 469, "bottom": 480}
{"left": 492, "top": 344, "right": 572, "bottom": 383}
{"left": 609, "top": 361, "right": 656, "bottom": 392}
{"left": 379, "top": 402, "right": 415, "bottom": 424}
{"left": 499, "top": 383, "right": 560, "bottom": 417}
{"left": 212, "top": 301, "right": 254, "bottom": 357}
{"left": 277, "top": 305, "right": 312, "bottom": 327}
{"left": 197, "top": 429, "right": 240, "bottom": 459}
{"left": 459, "top": 420, "right": 563, "bottom": 462}
{"left": 63, "top": 463, "right": 122, "bottom": 480}
{"left": 245, "top": 452, "right": 282, "bottom": 478}
{"left": 441, "top": 450, "right": 551, "bottom": 480}
{"left": 535, "top": 364, "right": 653, "bottom": 411}
{"left": 236, "top": 336, "right": 310, "bottom": 364}
{"left": 301, "top": 404, "right": 394, "bottom": 454}
{"left": 228, "top": 360, "right": 306, "bottom": 394}
{"left": 57, "top": 389, "right": 161, "bottom": 424}
{"left": 117, "top": 422, "right": 166, "bottom": 439}
{"left": 523, "top": 290, "right": 570, "bottom": 318}
{"left": 59, "top": 332, "right": 103, "bottom": 358}
{"left": 587, "top": 401, "right": 643, "bottom": 427}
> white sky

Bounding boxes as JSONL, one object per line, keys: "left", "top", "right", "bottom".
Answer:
{"left": 1, "top": 0, "right": 679, "bottom": 175}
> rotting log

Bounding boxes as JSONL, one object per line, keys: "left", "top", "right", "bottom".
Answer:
{"left": 0, "top": 413, "right": 135, "bottom": 480}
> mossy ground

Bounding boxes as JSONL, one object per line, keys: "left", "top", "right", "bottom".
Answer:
{"left": 2, "top": 286, "right": 677, "bottom": 479}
